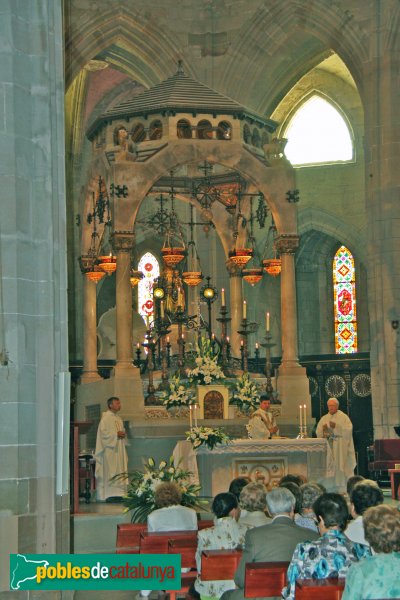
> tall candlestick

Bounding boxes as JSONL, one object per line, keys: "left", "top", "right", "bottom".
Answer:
{"left": 266, "top": 312, "right": 270, "bottom": 332}
{"left": 194, "top": 404, "right": 198, "bottom": 428}
{"left": 189, "top": 405, "right": 193, "bottom": 429}
{"left": 303, "top": 404, "right": 307, "bottom": 431}
{"left": 221, "top": 288, "right": 226, "bottom": 307}
{"left": 160, "top": 300, "right": 165, "bottom": 318}
{"left": 243, "top": 300, "right": 247, "bottom": 320}
{"left": 178, "top": 289, "right": 183, "bottom": 308}
{"left": 299, "top": 404, "right": 303, "bottom": 429}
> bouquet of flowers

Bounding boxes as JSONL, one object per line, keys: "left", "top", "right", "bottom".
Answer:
{"left": 186, "top": 426, "right": 230, "bottom": 450}
{"left": 187, "top": 337, "right": 225, "bottom": 385}
{"left": 122, "top": 456, "right": 204, "bottom": 522}
{"left": 160, "top": 374, "right": 195, "bottom": 410}
{"left": 230, "top": 372, "right": 260, "bottom": 414}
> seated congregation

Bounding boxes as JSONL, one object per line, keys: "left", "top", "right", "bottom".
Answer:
{"left": 125, "top": 474, "right": 400, "bottom": 600}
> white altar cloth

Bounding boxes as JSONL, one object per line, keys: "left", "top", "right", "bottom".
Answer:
{"left": 173, "top": 438, "right": 335, "bottom": 496}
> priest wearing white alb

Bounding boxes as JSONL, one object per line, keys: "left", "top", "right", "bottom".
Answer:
{"left": 316, "top": 397, "right": 356, "bottom": 493}
{"left": 95, "top": 396, "right": 128, "bottom": 501}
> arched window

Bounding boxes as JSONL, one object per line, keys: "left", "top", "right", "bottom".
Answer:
{"left": 149, "top": 119, "right": 163, "bottom": 140}
{"left": 177, "top": 119, "right": 192, "bottom": 139}
{"left": 251, "top": 128, "right": 261, "bottom": 148}
{"left": 333, "top": 245, "right": 357, "bottom": 354}
{"left": 243, "top": 124, "right": 251, "bottom": 144}
{"left": 283, "top": 95, "right": 353, "bottom": 166}
{"left": 132, "top": 123, "right": 146, "bottom": 143}
{"left": 217, "top": 121, "right": 232, "bottom": 140}
{"left": 138, "top": 252, "right": 160, "bottom": 326}
{"left": 197, "top": 120, "right": 213, "bottom": 139}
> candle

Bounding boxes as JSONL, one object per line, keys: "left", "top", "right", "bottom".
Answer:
{"left": 226, "top": 336, "right": 230, "bottom": 343}
{"left": 243, "top": 300, "right": 247, "bottom": 320}
{"left": 255, "top": 342, "right": 259, "bottom": 349}
{"left": 299, "top": 404, "right": 303, "bottom": 429}
{"left": 146, "top": 315, "right": 150, "bottom": 328}
{"left": 221, "top": 288, "right": 226, "bottom": 306}
{"left": 189, "top": 405, "right": 193, "bottom": 429}
{"left": 303, "top": 404, "right": 307, "bottom": 431}
{"left": 166, "top": 336, "right": 170, "bottom": 343}
{"left": 266, "top": 311, "right": 270, "bottom": 332}
{"left": 240, "top": 339, "right": 244, "bottom": 347}
{"left": 136, "top": 342, "right": 140, "bottom": 349}
{"left": 178, "top": 289, "right": 183, "bottom": 307}
{"left": 160, "top": 300, "right": 165, "bottom": 318}
{"left": 212, "top": 333, "right": 215, "bottom": 340}
{"left": 194, "top": 404, "right": 198, "bottom": 428}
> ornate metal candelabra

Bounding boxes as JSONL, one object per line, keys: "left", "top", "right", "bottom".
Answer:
{"left": 155, "top": 317, "right": 171, "bottom": 390}
{"left": 238, "top": 318, "right": 250, "bottom": 372}
{"left": 142, "top": 325, "right": 157, "bottom": 403}
{"left": 261, "top": 329, "right": 275, "bottom": 395}
{"left": 175, "top": 305, "right": 186, "bottom": 377}
{"left": 217, "top": 304, "right": 231, "bottom": 372}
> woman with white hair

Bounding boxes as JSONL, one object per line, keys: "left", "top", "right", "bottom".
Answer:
{"left": 238, "top": 483, "right": 271, "bottom": 528}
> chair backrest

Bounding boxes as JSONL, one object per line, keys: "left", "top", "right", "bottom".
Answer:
{"left": 116, "top": 523, "right": 146, "bottom": 553}
{"left": 140, "top": 530, "right": 197, "bottom": 554}
{"left": 198, "top": 519, "right": 214, "bottom": 530}
{"left": 244, "top": 561, "right": 290, "bottom": 598}
{"left": 296, "top": 577, "right": 345, "bottom": 600}
{"left": 201, "top": 550, "right": 242, "bottom": 581}
{"left": 168, "top": 538, "right": 197, "bottom": 569}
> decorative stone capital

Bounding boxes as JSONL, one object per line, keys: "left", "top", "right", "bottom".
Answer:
{"left": 274, "top": 234, "right": 300, "bottom": 255}
{"left": 225, "top": 259, "right": 242, "bottom": 277}
{"left": 111, "top": 231, "right": 135, "bottom": 253}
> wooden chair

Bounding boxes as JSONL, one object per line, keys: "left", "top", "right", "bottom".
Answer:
{"left": 168, "top": 538, "right": 198, "bottom": 600}
{"left": 244, "top": 561, "right": 290, "bottom": 598}
{"left": 140, "top": 530, "right": 198, "bottom": 554}
{"left": 200, "top": 549, "right": 242, "bottom": 581}
{"left": 296, "top": 577, "right": 345, "bottom": 600}
{"left": 116, "top": 523, "right": 146, "bottom": 554}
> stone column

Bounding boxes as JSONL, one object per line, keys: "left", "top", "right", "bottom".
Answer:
{"left": 226, "top": 260, "right": 243, "bottom": 356}
{"left": 112, "top": 231, "right": 135, "bottom": 374}
{"left": 275, "top": 235, "right": 300, "bottom": 371}
{"left": 80, "top": 260, "right": 101, "bottom": 383}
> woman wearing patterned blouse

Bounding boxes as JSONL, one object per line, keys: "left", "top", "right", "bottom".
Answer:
{"left": 194, "top": 492, "right": 249, "bottom": 600}
{"left": 282, "top": 493, "right": 370, "bottom": 599}
{"left": 342, "top": 504, "right": 400, "bottom": 599}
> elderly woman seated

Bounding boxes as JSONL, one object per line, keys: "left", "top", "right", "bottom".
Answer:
{"left": 294, "top": 483, "right": 324, "bottom": 532}
{"left": 342, "top": 504, "right": 400, "bottom": 600}
{"left": 238, "top": 482, "right": 271, "bottom": 527}
{"left": 282, "top": 493, "right": 371, "bottom": 600}
{"left": 147, "top": 481, "right": 198, "bottom": 532}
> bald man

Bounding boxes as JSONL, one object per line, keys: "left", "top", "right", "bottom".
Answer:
{"left": 316, "top": 398, "right": 356, "bottom": 493}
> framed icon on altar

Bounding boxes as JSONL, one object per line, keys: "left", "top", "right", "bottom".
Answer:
{"left": 197, "top": 385, "right": 229, "bottom": 419}
{"left": 234, "top": 457, "right": 287, "bottom": 490}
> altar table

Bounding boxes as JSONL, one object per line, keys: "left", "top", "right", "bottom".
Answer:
{"left": 173, "top": 438, "right": 335, "bottom": 496}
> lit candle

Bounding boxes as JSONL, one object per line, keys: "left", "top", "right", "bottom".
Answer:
{"left": 255, "top": 342, "right": 259, "bottom": 349}
{"left": 240, "top": 339, "right": 244, "bottom": 347}
{"left": 212, "top": 333, "right": 215, "bottom": 340}
{"left": 166, "top": 336, "right": 170, "bottom": 343}
{"left": 221, "top": 288, "right": 226, "bottom": 307}
{"left": 266, "top": 312, "right": 270, "bottom": 332}
{"left": 181, "top": 333, "right": 185, "bottom": 340}
{"left": 178, "top": 289, "right": 183, "bottom": 307}
{"left": 136, "top": 342, "right": 140, "bottom": 349}
{"left": 299, "top": 404, "right": 303, "bottom": 429}
{"left": 243, "top": 300, "right": 247, "bottom": 320}
{"left": 303, "top": 404, "right": 307, "bottom": 431}
{"left": 189, "top": 405, "right": 193, "bottom": 429}
{"left": 194, "top": 404, "right": 198, "bottom": 428}
{"left": 226, "top": 336, "right": 230, "bottom": 343}
{"left": 160, "top": 300, "right": 165, "bottom": 318}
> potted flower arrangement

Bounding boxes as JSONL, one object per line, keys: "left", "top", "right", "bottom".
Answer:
{"left": 230, "top": 372, "right": 260, "bottom": 415}
{"left": 187, "top": 337, "right": 225, "bottom": 385}
{"left": 160, "top": 374, "right": 195, "bottom": 416}
{"left": 122, "top": 456, "right": 204, "bottom": 522}
{"left": 186, "top": 426, "right": 230, "bottom": 450}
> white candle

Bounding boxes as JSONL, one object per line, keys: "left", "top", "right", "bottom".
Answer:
{"left": 266, "top": 312, "right": 270, "bottom": 332}
{"left": 194, "top": 404, "right": 198, "bottom": 428}
{"left": 255, "top": 342, "right": 259, "bottom": 349}
{"left": 303, "top": 404, "right": 307, "bottom": 431}
{"left": 227, "top": 336, "right": 230, "bottom": 343}
{"left": 243, "top": 300, "right": 247, "bottom": 320}
{"left": 299, "top": 404, "right": 303, "bottom": 429}
{"left": 160, "top": 300, "right": 165, "bottom": 318}
{"left": 178, "top": 289, "right": 183, "bottom": 307}
{"left": 189, "top": 405, "right": 193, "bottom": 429}
{"left": 221, "top": 288, "right": 226, "bottom": 307}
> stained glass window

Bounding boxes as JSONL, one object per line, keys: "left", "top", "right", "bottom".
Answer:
{"left": 138, "top": 252, "right": 160, "bottom": 326}
{"left": 333, "top": 245, "right": 357, "bottom": 354}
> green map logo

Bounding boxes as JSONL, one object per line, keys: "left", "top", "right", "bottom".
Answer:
{"left": 10, "top": 554, "right": 180, "bottom": 590}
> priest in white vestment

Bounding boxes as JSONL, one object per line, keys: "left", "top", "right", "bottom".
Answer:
{"left": 95, "top": 396, "right": 128, "bottom": 501}
{"left": 247, "top": 393, "right": 279, "bottom": 439}
{"left": 316, "top": 397, "right": 356, "bottom": 493}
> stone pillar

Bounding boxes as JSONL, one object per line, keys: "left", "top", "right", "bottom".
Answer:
{"left": 275, "top": 235, "right": 300, "bottom": 370}
{"left": 81, "top": 271, "right": 102, "bottom": 382}
{"left": 226, "top": 260, "right": 243, "bottom": 356}
{"left": 112, "top": 231, "right": 136, "bottom": 374}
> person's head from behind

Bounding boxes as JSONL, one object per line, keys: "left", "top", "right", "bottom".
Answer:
{"left": 229, "top": 476, "right": 251, "bottom": 501}
{"left": 266, "top": 487, "right": 295, "bottom": 518}
{"left": 327, "top": 397, "right": 339, "bottom": 415}
{"left": 212, "top": 492, "right": 239, "bottom": 520}
{"left": 279, "top": 474, "right": 305, "bottom": 487}
{"left": 350, "top": 481, "right": 383, "bottom": 516}
{"left": 279, "top": 482, "right": 302, "bottom": 514}
{"left": 346, "top": 475, "right": 365, "bottom": 498}
{"left": 239, "top": 483, "right": 267, "bottom": 513}
{"left": 107, "top": 396, "right": 121, "bottom": 412}
{"left": 299, "top": 483, "right": 323, "bottom": 514}
{"left": 363, "top": 504, "right": 400, "bottom": 554}
{"left": 154, "top": 482, "right": 182, "bottom": 508}
{"left": 313, "top": 493, "right": 349, "bottom": 532}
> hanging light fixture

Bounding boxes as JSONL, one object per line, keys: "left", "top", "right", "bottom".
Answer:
{"left": 182, "top": 204, "right": 204, "bottom": 287}
{"left": 130, "top": 269, "right": 144, "bottom": 287}
{"left": 228, "top": 188, "right": 254, "bottom": 267}
{"left": 242, "top": 197, "right": 264, "bottom": 285}
{"left": 161, "top": 170, "right": 186, "bottom": 268}
{"left": 86, "top": 266, "right": 106, "bottom": 284}
{"left": 262, "top": 217, "right": 282, "bottom": 276}
{"left": 98, "top": 254, "right": 117, "bottom": 275}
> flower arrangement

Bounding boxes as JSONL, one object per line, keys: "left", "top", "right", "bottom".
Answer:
{"left": 187, "top": 337, "right": 225, "bottom": 385}
{"left": 122, "top": 456, "right": 204, "bottom": 522}
{"left": 230, "top": 372, "right": 260, "bottom": 414}
{"left": 186, "top": 426, "right": 230, "bottom": 450}
{"left": 160, "top": 374, "right": 195, "bottom": 410}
